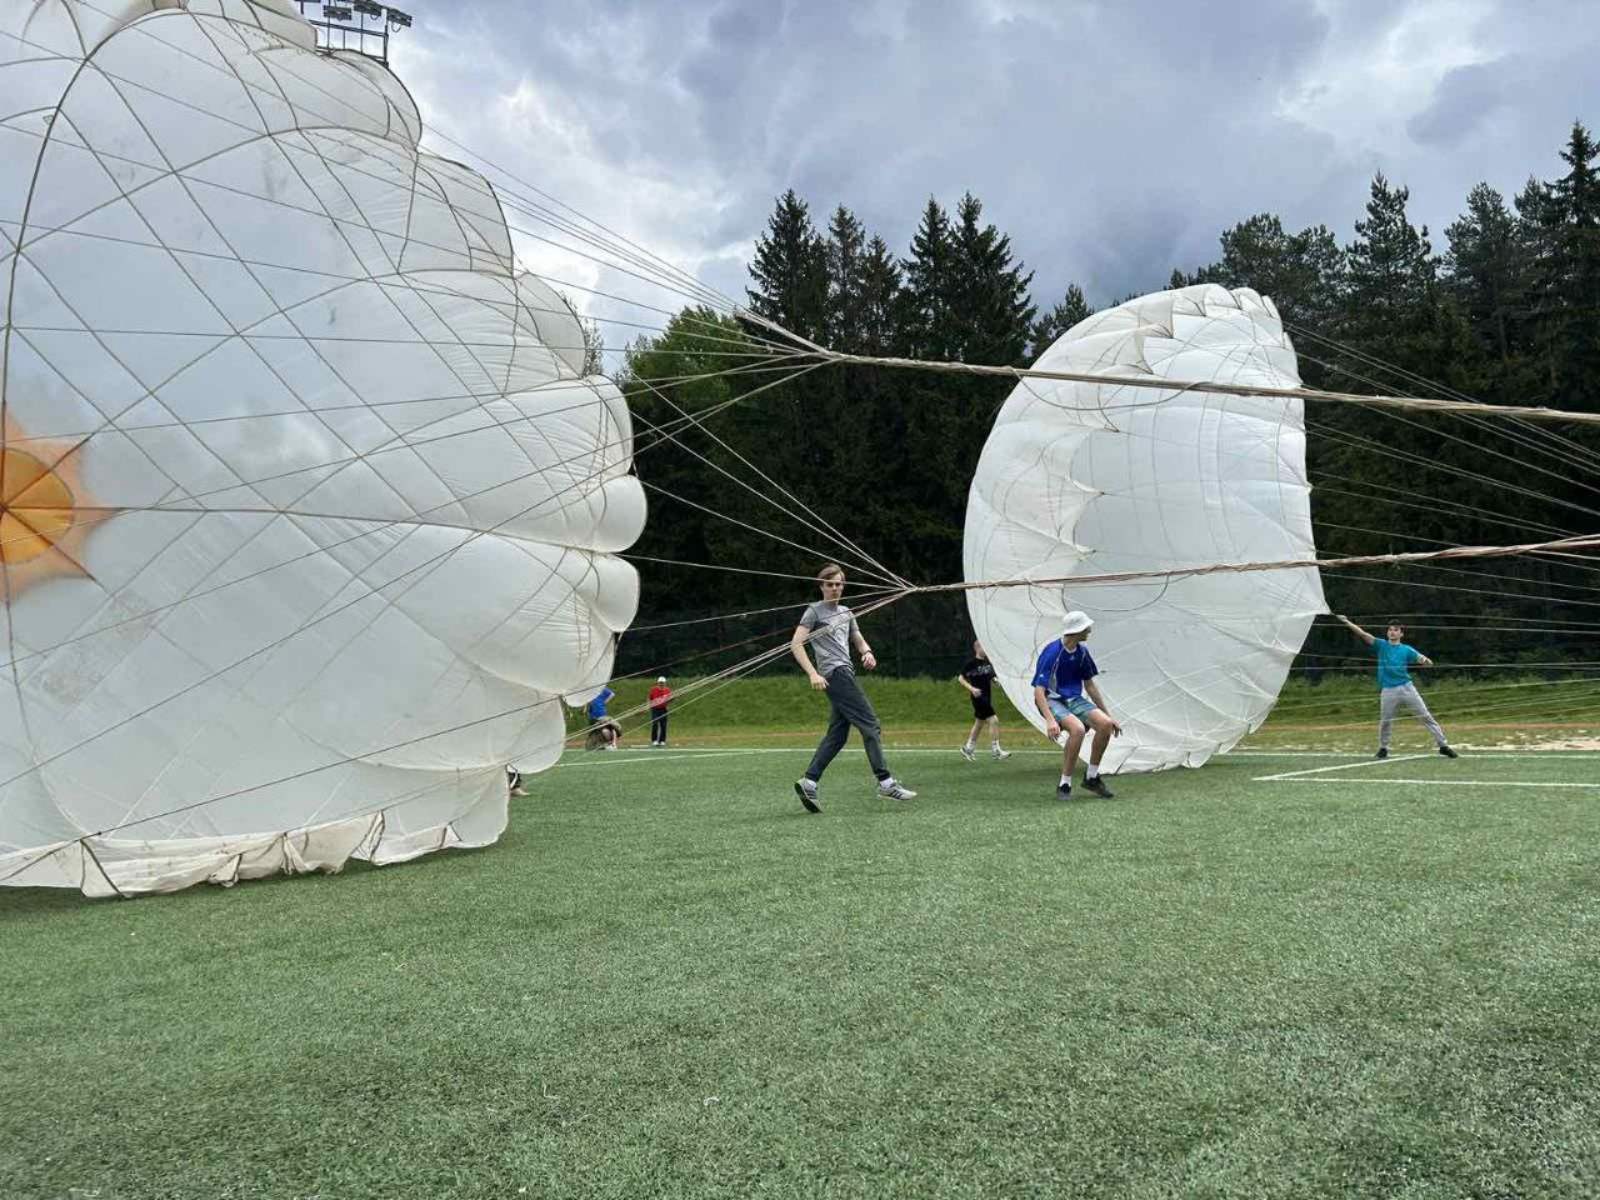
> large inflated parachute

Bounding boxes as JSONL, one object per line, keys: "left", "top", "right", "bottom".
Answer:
{"left": 964, "top": 285, "right": 1325, "bottom": 772}
{"left": 0, "top": 1, "right": 644, "bottom": 895}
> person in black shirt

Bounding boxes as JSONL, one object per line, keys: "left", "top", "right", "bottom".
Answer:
{"left": 957, "top": 640, "right": 1011, "bottom": 762}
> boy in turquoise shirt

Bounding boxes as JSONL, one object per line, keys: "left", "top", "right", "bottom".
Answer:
{"left": 1336, "top": 616, "right": 1459, "bottom": 759}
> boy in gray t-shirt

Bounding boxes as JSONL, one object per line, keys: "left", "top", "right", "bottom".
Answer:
{"left": 789, "top": 564, "right": 916, "bottom": 812}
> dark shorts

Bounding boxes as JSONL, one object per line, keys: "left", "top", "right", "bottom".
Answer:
{"left": 970, "top": 695, "right": 996, "bottom": 721}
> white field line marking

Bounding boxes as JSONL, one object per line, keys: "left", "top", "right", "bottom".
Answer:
{"left": 559, "top": 750, "right": 753, "bottom": 768}
{"left": 1274, "top": 778, "right": 1600, "bottom": 790}
{"left": 1253, "top": 754, "right": 1432, "bottom": 781}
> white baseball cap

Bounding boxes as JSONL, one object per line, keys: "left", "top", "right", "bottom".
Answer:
{"left": 657, "top": 676, "right": 667, "bottom": 683}
{"left": 1061, "top": 610, "right": 1093, "bottom": 635}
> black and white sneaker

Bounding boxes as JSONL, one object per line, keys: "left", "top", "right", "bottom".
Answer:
{"left": 959, "top": 744, "right": 976, "bottom": 762}
{"left": 1056, "top": 782, "right": 1073, "bottom": 802}
{"left": 1374, "top": 748, "right": 1389, "bottom": 760}
{"left": 1084, "top": 775, "right": 1115, "bottom": 799}
{"left": 794, "top": 778, "right": 821, "bottom": 813}
{"left": 1439, "top": 745, "right": 1459, "bottom": 759}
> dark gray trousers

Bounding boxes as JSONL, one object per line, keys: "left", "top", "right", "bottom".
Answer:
{"left": 805, "top": 667, "right": 891, "bottom": 782}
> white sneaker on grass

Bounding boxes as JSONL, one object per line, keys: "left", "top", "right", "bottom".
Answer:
{"left": 991, "top": 747, "right": 1011, "bottom": 761}
{"left": 878, "top": 778, "right": 917, "bottom": 800}
{"left": 959, "top": 744, "right": 976, "bottom": 762}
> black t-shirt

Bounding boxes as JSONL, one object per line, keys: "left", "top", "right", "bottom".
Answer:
{"left": 961, "top": 658, "right": 995, "bottom": 702}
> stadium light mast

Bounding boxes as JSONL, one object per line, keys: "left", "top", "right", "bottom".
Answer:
{"left": 295, "top": 1, "right": 413, "bottom": 64}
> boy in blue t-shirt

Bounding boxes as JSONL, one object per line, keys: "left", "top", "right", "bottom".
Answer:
{"left": 1031, "top": 610, "right": 1122, "bottom": 801}
{"left": 1335, "top": 616, "right": 1458, "bottom": 759}
{"left": 585, "top": 685, "right": 621, "bottom": 751}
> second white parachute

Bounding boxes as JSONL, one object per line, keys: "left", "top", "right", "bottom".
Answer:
{"left": 963, "top": 284, "right": 1326, "bottom": 772}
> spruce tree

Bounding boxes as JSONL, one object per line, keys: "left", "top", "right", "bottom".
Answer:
{"left": 1029, "top": 283, "right": 1094, "bottom": 358}
{"left": 746, "top": 189, "right": 828, "bottom": 346}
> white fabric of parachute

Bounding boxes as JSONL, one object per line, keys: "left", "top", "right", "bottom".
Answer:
{"left": 964, "top": 285, "right": 1325, "bottom": 773}
{"left": 0, "top": 1, "right": 644, "bottom": 895}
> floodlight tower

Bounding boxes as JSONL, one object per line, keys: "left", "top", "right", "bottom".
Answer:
{"left": 295, "top": 0, "right": 414, "bottom": 64}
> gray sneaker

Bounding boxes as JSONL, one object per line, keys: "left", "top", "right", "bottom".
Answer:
{"left": 878, "top": 778, "right": 917, "bottom": 800}
{"left": 991, "top": 747, "right": 1011, "bottom": 761}
{"left": 794, "top": 778, "right": 820, "bottom": 813}
{"left": 959, "top": 744, "right": 976, "bottom": 762}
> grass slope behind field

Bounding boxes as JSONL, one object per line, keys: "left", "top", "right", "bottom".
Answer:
{"left": 590, "top": 673, "right": 1600, "bottom": 749}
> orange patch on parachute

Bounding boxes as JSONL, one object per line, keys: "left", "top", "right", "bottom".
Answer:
{"left": 0, "top": 415, "right": 96, "bottom": 598}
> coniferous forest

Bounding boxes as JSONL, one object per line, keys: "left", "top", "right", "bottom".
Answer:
{"left": 616, "top": 121, "right": 1600, "bottom": 680}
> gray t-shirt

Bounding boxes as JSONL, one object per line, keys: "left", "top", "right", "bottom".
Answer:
{"left": 799, "top": 600, "right": 859, "bottom": 676}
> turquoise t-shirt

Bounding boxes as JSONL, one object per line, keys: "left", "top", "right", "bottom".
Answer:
{"left": 1375, "top": 641, "right": 1421, "bottom": 689}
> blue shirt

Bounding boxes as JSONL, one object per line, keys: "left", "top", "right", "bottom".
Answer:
{"left": 1032, "top": 639, "right": 1098, "bottom": 700}
{"left": 1375, "top": 641, "right": 1421, "bottom": 689}
{"left": 586, "top": 687, "right": 615, "bottom": 721}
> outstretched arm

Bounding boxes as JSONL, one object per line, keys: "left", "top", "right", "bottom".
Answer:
{"left": 1335, "top": 614, "right": 1376, "bottom": 646}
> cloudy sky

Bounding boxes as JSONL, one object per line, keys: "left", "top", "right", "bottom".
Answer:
{"left": 387, "top": 0, "right": 1598, "bottom": 347}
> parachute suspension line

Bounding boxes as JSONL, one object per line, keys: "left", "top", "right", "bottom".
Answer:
{"left": 1319, "top": 568, "right": 1600, "bottom": 612}
{"left": 790, "top": 348, "right": 1600, "bottom": 427}
{"left": 1285, "top": 320, "right": 1600, "bottom": 475}
{"left": 639, "top": 480, "right": 903, "bottom": 589}
{"left": 1294, "top": 349, "right": 1600, "bottom": 505}
{"left": 1313, "top": 473, "right": 1582, "bottom": 545}
{"left": 419, "top": 124, "right": 740, "bottom": 312}
{"left": 1303, "top": 415, "right": 1600, "bottom": 529}
{"left": 918, "top": 531, "right": 1600, "bottom": 597}
{"left": 626, "top": 368, "right": 911, "bottom": 589}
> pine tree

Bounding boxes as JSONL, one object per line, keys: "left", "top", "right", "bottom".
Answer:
{"left": 1539, "top": 122, "right": 1600, "bottom": 409}
{"left": 1443, "top": 183, "right": 1528, "bottom": 369}
{"left": 746, "top": 189, "right": 828, "bottom": 346}
{"left": 1029, "top": 283, "right": 1094, "bottom": 358}
{"left": 950, "top": 192, "right": 1036, "bottom": 368}
{"left": 902, "top": 197, "right": 954, "bottom": 360}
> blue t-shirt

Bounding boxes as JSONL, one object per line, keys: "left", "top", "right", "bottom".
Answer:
{"left": 1375, "top": 641, "right": 1421, "bottom": 689}
{"left": 1032, "top": 639, "right": 1098, "bottom": 700}
{"left": 586, "top": 687, "right": 616, "bottom": 721}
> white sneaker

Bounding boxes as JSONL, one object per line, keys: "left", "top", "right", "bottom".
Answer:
{"left": 959, "top": 744, "right": 976, "bottom": 762}
{"left": 794, "top": 777, "right": 821, "bottom": 813}
{"left": 878, "top": 777, "right": 917, "bottom": 800}
{"left": 991, "top": 747, "right": 1011, "bottom": 761}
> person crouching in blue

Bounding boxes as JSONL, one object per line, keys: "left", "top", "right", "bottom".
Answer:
{"left": 1032, "top": 611, "right": 1122, "bottom": 801}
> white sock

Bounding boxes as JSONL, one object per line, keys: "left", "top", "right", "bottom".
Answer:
{"left": 1060, "top": 773, "right": 1071, "bottom": 786}
{"left": 1086, "top": 764, "right": 1099, "bottom": 780}
{"left": 964, "top": 739, "right": 975, "bottom": 751}
{"left": 991, "top": 740, "right": 1001, "bottom": 749}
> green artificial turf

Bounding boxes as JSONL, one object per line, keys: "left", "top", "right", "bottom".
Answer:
{"left": 5, "top": 743, "right": 1598, "bottom": 1198}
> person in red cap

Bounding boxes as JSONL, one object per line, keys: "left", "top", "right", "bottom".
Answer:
{"left": 648, "top": 675, "right": 673, "bottom": 746}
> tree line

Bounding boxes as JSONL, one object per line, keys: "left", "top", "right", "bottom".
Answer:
{"left": 616, "top": 121, "right": 1600, "bottom": 680}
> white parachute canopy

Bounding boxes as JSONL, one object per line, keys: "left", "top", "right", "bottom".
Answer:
{"left": 963, "top": 285, "right": 1326, "bottom": 772}
{"left": 0, "top": 1, "right": 644, "bottom": 895}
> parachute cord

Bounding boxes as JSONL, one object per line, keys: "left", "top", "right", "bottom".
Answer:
{"left": 787, "top": 347, "right": 1600, "bottom": 428}
{"left": 911, "top": 531, "right": 1600, "bottom": 598}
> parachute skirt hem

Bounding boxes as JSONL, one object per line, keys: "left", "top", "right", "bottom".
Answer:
{"left": 0, "top": 787, "right": 508, "bottom": 897}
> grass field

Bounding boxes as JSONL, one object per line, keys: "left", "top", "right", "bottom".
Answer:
{"left": 4, "top": 682, "right": 1599, "bottom": 1198}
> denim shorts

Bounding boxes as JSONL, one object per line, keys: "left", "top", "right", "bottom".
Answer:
{"left": 1049, "top": 695, "right": 1098, "bottom": 723}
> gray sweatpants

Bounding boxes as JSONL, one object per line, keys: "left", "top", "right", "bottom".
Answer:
{"left": 1378, "top": 682, "right": 1447, "bottom": 749}
{"left": 805, "top": 667, "right": 891, "bottom": 782}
